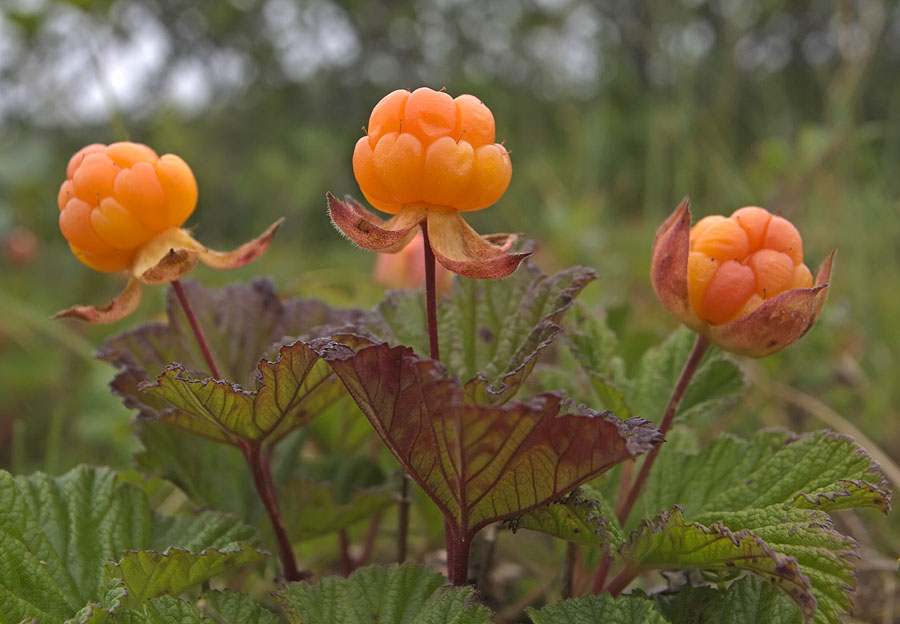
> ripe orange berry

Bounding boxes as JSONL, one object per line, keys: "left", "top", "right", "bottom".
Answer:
{"left": 58, "top": 142, "right": 197, "bottom": 272}
{"left": 353, "top": 87, "right": 511, "bottom": 214}
{"left": 687, "top": 206, "right": 813, "bottom": 324}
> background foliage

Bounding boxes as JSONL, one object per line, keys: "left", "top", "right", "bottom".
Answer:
{"left": 1, "top": 0, "right": 898, "bottom": 620}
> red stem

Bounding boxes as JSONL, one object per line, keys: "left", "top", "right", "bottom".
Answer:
{"left": 615, "top": 334, "right": 709, "bottom": 527}
{"left": 448, "top": 530, "right": 472, "bottom": 586}
{"left": 591, "top": 553, "right": 612, "bottom": 595}
{"left": 397, "top": 476, "right": 410, "bottom": 563}
{"left": 421, "top": 223, "right": 440, "bottom": 362}
{"left": 172, "top": 279, "right": 222, "bottom": 380}
{"left": 422, "top": 223, "right": 471, "bottom": 584}
{"left": 606, "top": 565, "right": 638, "bottom": 596}
{"left": 338, "top": 529, "right": 353, "bottom": 576}
{"left": 241, "top": 441, "right": 308, "bottom": 582}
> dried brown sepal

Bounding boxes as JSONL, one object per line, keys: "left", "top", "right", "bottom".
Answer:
{"left": 197, "top": 218, "right": 285, "bottom": 270}
{"left": 139, "top": 248, "right": 200, "bottom": 285}
{"left": 52, "top": 276, "right": 143, "bottom": 324}
{"left": 426, "top": 209, "right": 531, "bottom": 279}
{"left": 327, "top": 193, "right": 421, "bottom": 253}
{"left": 650, "top": 196, "right": 701, "bottom": 331}
{"left": 710, "top": 250, "right": 835, "bottom": 357}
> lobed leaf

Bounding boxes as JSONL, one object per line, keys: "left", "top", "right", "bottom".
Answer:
{"left": 652, "top": 575, "right": 804, "bottom": 624}
{"left": 624, "top": 508, "right": 815, "bottom": 619}
{"left": 318, "top": 338, "right": 661, "bottom": 543}
{"left": 278, "top": 563, "right": 492, "bottom": 624}
{"left": 508, "top": 484, "right": 625, "bottom": 549}
{"left": 97, "top": 278, "right": 365, "bottom": 396}
{"left": 526, "top": 592, "right": 669, "bottom": 624}
{"left": 0, "top": 466, "right": 263, "bottom": 624}
{"left": 107, "top": 545, "right": 266, "bottom": 605}
{"left": 635, "top": 429, "right": 890, "bottom": 523}
{"left": 365, "top": 261, "right": 596, "bottom": 405}
{"left": 139, "top": 339, "right": 344, "bottom": 445}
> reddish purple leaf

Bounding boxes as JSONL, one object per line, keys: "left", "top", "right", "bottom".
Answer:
{"left": 318, "top": 337, "right": 662, "bottom": 543}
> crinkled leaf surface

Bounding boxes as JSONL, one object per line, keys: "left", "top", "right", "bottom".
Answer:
{"left": 365, "top": 262, "right": 596, "bottom": 404}
{"left": 139, "top": 339, "right": 344, "bottom": 445}
{"left": 86, "top": 588, "right": 278, "bottom": 624}
{"left": 508, "top": 484, "right": 625, "bottom": 549}
{"left": 526, "top": 592, "right": 668, "bottom": 624}
{"left": 630, "top": 430, "right": 889, "bottom": 623}
{"left": 97, "top": 277, "right": 365, "bottom": 401}
{"left": 202, "top": 589, "right": 281, "bottom": 624}
{"left": 107, "top": 545, "right": 266, "bottom": 605}
{"left": 652, "top": 575, "right": 803, "bottom": 624}
{"left": 0, "top": 466, "right": 263, "bottom": 624}
{"left": 278, "top": 563, "right": 492, "bottom": 624}
{"left": 634, "top": 430, "right": 890, "bottom": 523}
{"left": 318, "top": 338, "right": 661, "bottom": 542}
{"left": 624, "top": 507, "right": 827, "bottom": 620}
{"left": 565, "top": 305, "right": 632, "bottom": 417}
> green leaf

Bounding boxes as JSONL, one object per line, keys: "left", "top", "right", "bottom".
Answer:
{"left": 278, "top": 563, "right": 493, "bottom": 624}
{"left": 635, "top": 430, "right": 890, "bottom": 522}
{"left": 134, "top": 420, "right": 261, "bottom": 522}
{"left": 624, "top": 507, "right": 817, "bottom": 619}
{"left": 625, "top": 430, "right": 890, "bottom": 623}
{"left": 140, "top": 339, "right": 345, "bottom": 445}
{"left": 201, "top": 590, "right": 281, "bottom": 624}
{"left": 566, "top": 304, "right": 631, "bottom": 417}
{"left": 652, "top": 575, "right": 803, "bottom": 624}
{"left": 0, "top": 466, "right": 264, "bottom": 624}
{"left": 107, "top": 545, "right": 266, "bottom": 605}
{"left": 319, "top": 338, "right": 662, "bottom": 544}
{"left": 526, "top": 592, "right": 669, "bottom": 624}
{"left": 365, "top": 262, "right": 596, "bottom": 404}
{"left": 626, "top": 328, "right": 744, "bottom": 425}
{"left": 89, "top": 591, "right": 279, "bottom": 624}
{"left": 113, "top": 596, "right": 208, "bottom": 624}
{"left": 278, "top": 476, "right": 393, "bottom": 542}
{"left": 508, "top": 485, "right": 625, "bottom": 549}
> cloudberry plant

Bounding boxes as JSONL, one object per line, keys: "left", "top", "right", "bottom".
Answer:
{"left": 54, "top": 141, "right": 281, "bottom": 323}
{"left": 329, "top": 87, "right": 529, "bottom": 280}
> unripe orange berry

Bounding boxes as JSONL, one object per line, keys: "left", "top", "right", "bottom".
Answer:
{"left": 353, "top": 87, "right": 511, "bottom": 214}
{"left": 687, "top": 206, "right": 813, "bottom": 324}
{"left": 58, "top": 142, "right": 197, "bottom": 272}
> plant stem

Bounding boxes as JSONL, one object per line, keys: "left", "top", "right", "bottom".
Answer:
{"left": 615, "top": 334, "right": 709, "bottom": 527}
{"left": 171, "top": 279, "right": 221, "bottom": 380}
{"left": 590, "top": 553, "right": 611, "bottom": 595}
{"left": 397, "top": 475, "right": 410, "bottom": 563}
{"left": 606, "top": 565, "right": 638, "bottom": 597}
{"left": 421, "top": 223, "right": 440, "bottom": 361}
{"left": 592, "top": 335, "right": 708, "bottom": 595}
{"left": 241, "top": 441, "right": 307, "bottom": 582}
{"left": 562, "top": 542, "right": 577, "bottom": 599}
{"left": 338, "top": 529, "right": 353, "bottom": 576}
{"left": 448, "top": 531, "right": 472, "bottom": 586}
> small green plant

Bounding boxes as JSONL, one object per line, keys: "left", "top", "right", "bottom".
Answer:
{"left": 0, "top": 87, "right": 888, "bottom": 624}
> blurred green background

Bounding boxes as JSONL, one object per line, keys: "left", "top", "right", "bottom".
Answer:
{"left": 0, "top": 0, "right": 897, "bottom": 524}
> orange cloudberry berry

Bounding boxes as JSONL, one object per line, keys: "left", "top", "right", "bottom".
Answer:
{"left": 651, "top": 198, "right": 833, "bottom": 357}
{"left": 352, "top": 87, "right": 512, "bottom": 215}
